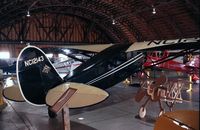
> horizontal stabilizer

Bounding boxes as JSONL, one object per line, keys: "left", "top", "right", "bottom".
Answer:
{"left": 46, "top": 82, "right": 109, "bottom": 108}
{"left": 126, "top": 37, "right": 200, "bottom": 52}
{"left": 60, "top": 44, "right": 113, "bottom": 52}
{"left": 3, "top": 86, "right": 25, "bottom": 102}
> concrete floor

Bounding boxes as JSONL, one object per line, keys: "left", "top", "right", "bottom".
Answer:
{"left": 0, "top": 80, "right": 199, "bottom": 130}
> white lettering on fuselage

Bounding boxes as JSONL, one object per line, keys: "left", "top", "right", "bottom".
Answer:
{"left": 24, "top": 56, "right": 44, "bottom": 67}
{"left": 147, "top": 37, "right": 200, "bottom": 46}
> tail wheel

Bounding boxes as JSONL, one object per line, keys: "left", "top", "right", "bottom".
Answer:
{"left": 48, "top": 107, "right": 57, "bottom": 118}
{"left": 158, "top": 109, "right": 165, "bottom": 117}
{"left": 139, "top": 107, "right": 146, "bottom": 118}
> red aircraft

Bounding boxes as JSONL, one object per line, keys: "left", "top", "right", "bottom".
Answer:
{"left": 143, "top": 51, "right": 199, "bottom": 83}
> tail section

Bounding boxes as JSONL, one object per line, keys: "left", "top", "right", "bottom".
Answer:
{"left": 17, "top": 46, "right": 63, "bottom": 106}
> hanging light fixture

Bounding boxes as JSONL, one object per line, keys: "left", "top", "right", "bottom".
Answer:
{"left": 26, "top": 1, "right": 39, "bottom": 17}
{"left": 152, "top": 8, "right": 156, "bottom": 14}
{"left": 112, "top": 19, "right": 116, "bottom": 25}
{"left": 26, "top": 11, "right": 30, "bottom": 17}
{"left": 152, "top": 6, "right": 156, "bottom": 14}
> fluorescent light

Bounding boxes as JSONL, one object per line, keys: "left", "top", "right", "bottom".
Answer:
{"left": 0, "top": 52, "right": 10, "bottom": 59}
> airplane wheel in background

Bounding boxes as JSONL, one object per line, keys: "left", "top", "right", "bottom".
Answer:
{"left": 158, "top": 109, "right": 165, "bottom": 117}
{"left": 139, "top": 107, "right": 146, "bottom": 118}
{"left": 48, "top": 108, "right": 57, "bottom": 118}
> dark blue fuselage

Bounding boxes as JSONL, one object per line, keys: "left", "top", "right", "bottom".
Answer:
{"left": 64, "top": 44, "right": 145, "bottom": 89}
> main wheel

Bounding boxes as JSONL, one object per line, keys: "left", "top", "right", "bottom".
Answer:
{"left": 139, "top": 107, "right": 146, "bottom": 118}
{"left": 48, "top": 108, "right": 57, "bottom": 118}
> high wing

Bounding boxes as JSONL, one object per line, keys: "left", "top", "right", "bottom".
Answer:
{"left": 126, "top": 37, "right": 200, "bottom": 52}
{"left": 54, "top": 37, "right": 199, "bottom": 54}
{"left": 60, "top": 44, "right": 113, "bottom": 53}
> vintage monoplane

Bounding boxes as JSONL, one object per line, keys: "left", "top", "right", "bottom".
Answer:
{"left": 2, "top": 37, "right": 200, "bottom": 119}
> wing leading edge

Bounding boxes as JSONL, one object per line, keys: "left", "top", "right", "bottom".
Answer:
{"left": 126, "top": 37, "right": 200, "bottom": 52}
{"left": 60, "top": 44, "right": 113, "bottom": 53}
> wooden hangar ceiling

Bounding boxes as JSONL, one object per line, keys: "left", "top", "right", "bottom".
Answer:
{"left": 0, "top": 0, "right": 199, "bottom": 46}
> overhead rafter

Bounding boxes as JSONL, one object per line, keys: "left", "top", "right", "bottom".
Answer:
{"left": 0, "top": 0, "right": 199, "bottom": 45}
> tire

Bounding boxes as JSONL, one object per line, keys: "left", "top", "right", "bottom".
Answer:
{"left": 139, "top": 107, "right": 146, "bottom": 118}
